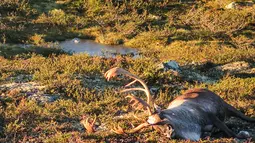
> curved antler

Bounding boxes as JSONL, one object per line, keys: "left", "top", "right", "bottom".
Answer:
{"left": 104, "top": 67, "right": 169, "bottom": 135}
{"left": 125, "top": 95, "right": 152, "bottom": 115}
{"left": 80, "top": 116, "right": 97, "bottom": 134}
{"left": 104, "top": 67, "right": 158, "bottom": 134}
{"left": 104, "top": 67, "right": 154, "bottom": 115}
{"left": 112, "top": 122, "right": 150, "bottom": 135}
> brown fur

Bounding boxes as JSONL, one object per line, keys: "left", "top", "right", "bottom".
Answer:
{"left": 153, "top": 88, "right": 255, "bottom": 141}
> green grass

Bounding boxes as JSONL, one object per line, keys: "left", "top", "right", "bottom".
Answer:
{"left": 0, "top": 54, "right": 254, "bottom": 142}
{"left": 0, "top": 0, "right": 255, "bottom": 142}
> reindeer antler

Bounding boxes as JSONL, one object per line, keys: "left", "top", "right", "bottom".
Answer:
{"left": 80, "top": 116, "right": 97, "bottom": 134}
{"left": 112, "top": 122, "right": 150, "bottom": 135}
{"left": 125, "top": 94, "right": 152, "bottom": 115}
{"left": 112, "top": 124, "right": 126, "bottom": 135}
{"left": 105, "top": 67, "right": 156, "bottom": 134}
{"left": 104, "top": 67, "right": 154, "bottom": 115}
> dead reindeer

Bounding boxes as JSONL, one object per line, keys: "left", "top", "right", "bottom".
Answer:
{"left": 104, "top": 67, "right": 255, "bottom": 141}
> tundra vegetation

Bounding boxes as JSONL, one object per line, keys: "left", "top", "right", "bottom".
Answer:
{"left": 0, "top": 0, "right": 254, "bottom": 142}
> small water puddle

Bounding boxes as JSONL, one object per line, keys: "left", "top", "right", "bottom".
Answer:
{"left": 59, "top": 39, "right": 139, "bottom": 58}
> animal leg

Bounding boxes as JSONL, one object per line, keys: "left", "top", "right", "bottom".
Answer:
{"left": 203, "top": 125, "right": 213, "bottom": 132}
{"left": 208, "top": 114, "right": 237, "bottom": 138}
{"left": 225, "top": 103, "right": 255, "bottom": 122}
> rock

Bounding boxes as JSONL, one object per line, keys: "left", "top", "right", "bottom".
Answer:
{"left": 148, "top": 14, "right": 161, "bottom": 20}
{"left": 72, "top": 38, "right": 80, "bottom": 44}
{"left": 0, "top": 82, "right": 60, "bottom": 104}
{"left": 186, "top": 71, "right": 216, "bottom": 83}
{"left": 158, "top": 61, "right": 217, "bottom": 83}
{"left": 237, "top": 131, "right": 250, "bottom": 139}
{"left": 6, "top": 74, "right": 33, "bottom": 83}
{"left": 150, "top": 87, "right": 160, "bottom": 94}
{"left": 215, "top": 61, "right": 250, "bottom": 74}
{"left": 225, "top": 2, "right": 238, "bottom": 9}
{"left": 0, "top": 82, "right": 45, "bottom": 92}
{"left": 225, "top": 1, "right": 254, "bottom": 9}
{"left": 27, "top": 93, "right": 60, "bottom": 104}
{"left": 157, "top": 60, "right": 181, "bottom": 72}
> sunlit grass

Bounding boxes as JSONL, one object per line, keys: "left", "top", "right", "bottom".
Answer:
{"left": 0, "top": 0, "right": 254, "bottom": 142}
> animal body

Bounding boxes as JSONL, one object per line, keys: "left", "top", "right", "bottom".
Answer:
{"left": 104, "top": 67, "right": 255, "bottom": 141}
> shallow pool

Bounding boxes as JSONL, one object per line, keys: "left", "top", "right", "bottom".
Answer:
{"left": 59, "top": 39, "right": 138, "bottom": 58}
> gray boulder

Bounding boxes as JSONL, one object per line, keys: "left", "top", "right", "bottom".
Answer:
{"left": 157, "top": 60, "right": 181, "bottom": 72}
{"left": 27, "top": 93, "right": 60, "bottom": 104}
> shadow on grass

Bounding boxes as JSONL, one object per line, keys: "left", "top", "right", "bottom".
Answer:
{"left": 0, "top": 45, "right": 68, "bottom": 59}
{"left": 0, "top": 0, "right": 91, "bottom": 44}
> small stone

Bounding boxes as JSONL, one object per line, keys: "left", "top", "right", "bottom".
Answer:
{"left": 148, "top": 14, "right": 161, "bottom": 20}
{"left": 225, "top": 2, "right": 238, "bottom": 9}
{"left": 237, "top": 131, "right": 250, "bottom": 139}
{"left": 225, "top": 1, "right": 254, "bottom": 9}
{"left": 157, "top": 60, "right": 181, "bottom": 72}
{"left": 27, "top": 93, "right": 60, "bottom": 104}
{"left": 150, "top": 87, "right": 159, "bottom": 94}
{"left": 215, "top": 61, "right": 250, "bottom": 74}
{"left": 0, "top": 82, "right": 45, "bottom": 92}
{"left": 72, "top": 38, "right": 80, "bottom": 44}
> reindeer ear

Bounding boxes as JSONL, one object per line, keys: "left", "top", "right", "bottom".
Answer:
{"left": 154, "top": 103, "right": 162, "bottom": 113}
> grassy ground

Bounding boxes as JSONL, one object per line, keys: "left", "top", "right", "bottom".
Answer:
{"left": 0, "top": 0, "right": 254, "bottom": 142}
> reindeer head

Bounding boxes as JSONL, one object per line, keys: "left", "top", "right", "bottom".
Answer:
{"left": 104, "top": 67, "right": 174, "bottom": 137}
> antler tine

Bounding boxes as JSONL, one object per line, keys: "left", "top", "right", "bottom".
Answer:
{"left": 81, "top": 116, "right": 97, "bottom": 134}
{"left": 112, "top": 125, "right": 126, "bottom": 135}
{"left": 92, "top": 116, "right": 96, "bottom": 125}
{"left": 120, "top": 88, "right": 147, "bottom": 94}
{"left": 105, "top": 67, "right": 158, "bottom": 135}
{"left": 127, "top": 122, "right": 150, "bottom": 133}
{"left": 104, "top": 67, "right": 154, "bottom": 114}
{"left": 112, "top": 122, "right": 150, "bottom": 135}
{"left": 124, "top": 79, "right": 138, "bottom": 87}
{"left": 125, "top": 95, "right": 152, "bottom": 115}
